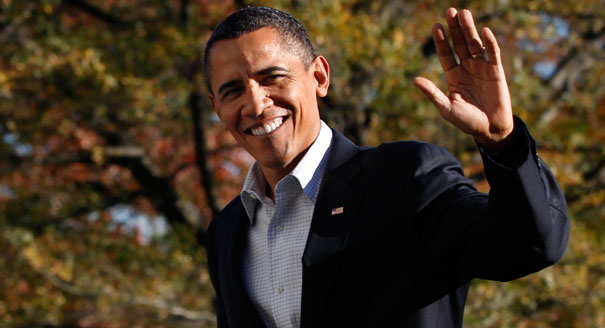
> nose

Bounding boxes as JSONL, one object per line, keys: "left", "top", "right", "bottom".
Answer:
{"left": 242, "top": 83, "right": 272, "bottom": 117}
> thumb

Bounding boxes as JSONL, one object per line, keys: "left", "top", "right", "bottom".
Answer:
{"left": 412, "top": 77, "right": 452, "bottom": 116}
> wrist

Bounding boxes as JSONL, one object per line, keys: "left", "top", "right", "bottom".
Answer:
{"left": 475, "top": 126, "right": 515, "bottom": 153}
{"left": 476, "top": 116, "right": 532, "bottom": 169}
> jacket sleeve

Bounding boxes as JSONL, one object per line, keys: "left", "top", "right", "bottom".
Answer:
{"left": 409, "top": 116, "right": 569, "bottom": 284}
{"left": 478, "top": 117, "right": 569, "bottom": 274}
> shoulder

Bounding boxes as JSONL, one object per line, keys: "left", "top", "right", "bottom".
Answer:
{"left": 208, "top": 195, "right": 244, "bottom": 236}
{"left": 358, "top": 140, "right": 458, "bottom": 172}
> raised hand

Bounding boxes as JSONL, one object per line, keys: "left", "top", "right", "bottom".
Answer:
{"left": 413, "top": 8, "right": 514, "bottom": 150}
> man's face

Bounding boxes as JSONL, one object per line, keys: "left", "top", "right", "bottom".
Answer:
{"left": 208, "top": 27, "right": 329, "bottom": 175}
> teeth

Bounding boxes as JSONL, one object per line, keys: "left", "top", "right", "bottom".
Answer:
{"left": 251, "top": 117, "right": 283, "bottom": 136}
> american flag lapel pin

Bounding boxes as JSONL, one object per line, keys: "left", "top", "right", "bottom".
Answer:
{"left": 331, "top": 207, "right": 344, "bottom": 215}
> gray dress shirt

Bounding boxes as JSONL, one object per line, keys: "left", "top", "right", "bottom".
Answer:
{"left": 240, "top": 121, "right": 333, "bottom": 328}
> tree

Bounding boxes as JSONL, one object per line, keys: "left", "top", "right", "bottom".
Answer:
{"left": 0, "top": 0, "right": 241, "bottom": 326}
{"left": 1, "top": 0, "right": 603, "bottom": 326}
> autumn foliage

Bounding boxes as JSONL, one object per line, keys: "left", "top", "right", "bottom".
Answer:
{"left": 0, "top": 0, "right": 604, "bottom": 327}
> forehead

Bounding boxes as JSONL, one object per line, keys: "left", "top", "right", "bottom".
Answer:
{"left": 208, "top": 28, "right": 304, "bottom": 89}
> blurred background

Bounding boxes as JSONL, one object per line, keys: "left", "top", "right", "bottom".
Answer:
{"left": 0, "top": 0, "right": 603, "bottom": 327}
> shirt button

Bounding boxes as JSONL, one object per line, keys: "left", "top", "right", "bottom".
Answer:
{"left": 276, "top": 224, "right": 283, "bottom": 232}
{"left": 276, "top": 286, "right": 284, "bottom": 294}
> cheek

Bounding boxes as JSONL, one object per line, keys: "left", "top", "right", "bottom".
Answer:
{"left": 275, "top": 78, "right": 308, "bottom": 101}
{"left": 218, "top": 107, "right": 240, "bottom": 129}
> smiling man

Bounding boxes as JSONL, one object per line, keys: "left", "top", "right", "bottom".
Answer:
{"left": 203, "top": 6, "right": 569, "bottom": 328}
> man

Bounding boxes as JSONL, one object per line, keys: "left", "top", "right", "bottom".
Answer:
{"left": 203, "top": 6, "right": 569, "bottom": 328}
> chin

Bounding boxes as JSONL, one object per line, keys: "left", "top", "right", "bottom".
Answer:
{"left": 257, "top": 149, "right": 298, "bottom": 170}
{"left": 257, "top": 156, "right": 288, "bottom": 170}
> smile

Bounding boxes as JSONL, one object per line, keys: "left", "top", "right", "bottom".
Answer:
{"left": 250, "top": 117, "right": 284, "bottom": 136}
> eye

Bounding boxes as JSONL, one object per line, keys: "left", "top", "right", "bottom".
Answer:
{"left": 263, "top": 74, "right": 286, "bottom": 84}
{"left": 221, "top": 87, "right": 243, "bottom": 100}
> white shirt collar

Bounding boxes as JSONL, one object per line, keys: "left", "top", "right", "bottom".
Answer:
{"left": 240, "top": 120, "right": 333, "bottom": 222}
{"left": 288, "top": 120, "right": 332, "bottom": 190}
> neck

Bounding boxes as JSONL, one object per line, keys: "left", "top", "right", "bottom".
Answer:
{"left": 260, "top": 120, "right": 323, "bottom": 201}
{"left": 260, "top": 148, "right": 309, "bottom": 202}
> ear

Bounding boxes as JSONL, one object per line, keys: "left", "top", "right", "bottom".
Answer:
{"left": 209, "top": 94, "right": 219, "bottom": 117}
{"left": 209, "top": 94, "right": 227, "bottom": 129}
{"left": 312, "top": 55, "right": 330, "bottom": 97}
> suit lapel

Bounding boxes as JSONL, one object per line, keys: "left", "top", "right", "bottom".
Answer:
{"left": 302, "top": 130, "right": 362, "bottom": 266}
{"left": 301, "top": 129, "right": 364, "bottom": 327}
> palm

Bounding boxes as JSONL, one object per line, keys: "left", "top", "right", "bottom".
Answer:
{"left": 413, "top": 8, "right": 513, "bottom": 149}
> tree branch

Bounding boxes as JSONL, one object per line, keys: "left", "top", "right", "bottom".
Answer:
{"left": 565, "top": 154, "right": 605, "bottom": 203}
{"left": 537, "top": 27, "right": 605, "bottom": 108}
{"left": 180, "top": 0, "right": 190, "bottom": 24}
{"left": 62, "top": 0, "right": 132, "bottom": 29}
{"left": 104, "top": 146, "right": 206, "bottom": 244}
{"left": 189, "top": 91, "right": 220, "bottom": 233}
{"left": 0, "top": 2, "right": 36, "bottom": 41}
{"left": 133, "top": 296, "right": 216, "bottom": 322}
{"left": 28, "top": 259, "right": 216, "bottom": 325}
{"left": 44, "top": 147, "right": 206, "bottom": 245}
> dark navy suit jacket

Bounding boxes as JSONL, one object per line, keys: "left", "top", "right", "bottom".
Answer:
{"left": 206, "top": 118, "right": 569, "bottom": 327}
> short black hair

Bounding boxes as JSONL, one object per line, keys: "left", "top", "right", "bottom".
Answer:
{"left": 203, "top": 6, "right": 317, "bottom": 94}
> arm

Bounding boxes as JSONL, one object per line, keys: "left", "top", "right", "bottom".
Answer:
{"left": 407, "top": 130, "right": 568, "bottom": 284}
{"left": 409, "top": 7, "right": 569, "bottom": 281}
{"left": 471, "top": 117, "right": 569, "bottom": 280}
{"left": 206, "top": 223, "right": 229, "bottom": 327}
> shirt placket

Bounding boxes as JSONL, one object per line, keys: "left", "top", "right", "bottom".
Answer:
{"left": 268, "top": 177, "right": 300, "bottom": 327}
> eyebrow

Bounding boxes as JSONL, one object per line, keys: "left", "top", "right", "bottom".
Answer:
{"left": 217, "top": 66, "right": 290, "bottom": 97}
{"left": 255, "top": 66, "right": 289, "bottom": 76}
{"left": 218, "top": 80, "right": 240, "bottom": 98}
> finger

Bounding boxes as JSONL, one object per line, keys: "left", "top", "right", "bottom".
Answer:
{"left": 446, "top": 8, "right": 471, "bottom": 61}
{"left": 459, "top": 9, "right": 485, "bottom": 59}
{"left": 412, "top": 77, "right": 452, "bottom": 115}
{"left": 432, "top": 23, "right": 457, "bottom": 71}
{"left": 481, "top": 27, "right": 502, "bottom": 67}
